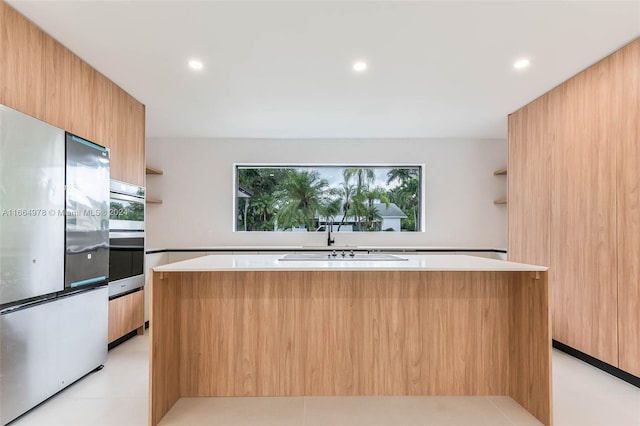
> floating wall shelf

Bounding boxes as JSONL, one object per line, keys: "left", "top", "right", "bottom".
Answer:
{"left": 146, "top": 166, "right": 164, "bottom": 175}
{"left": 493, "top": 168, "right": 507, "bottom": 176}
{"left": 494, "top": 167, "right": 507, "bottom": 204}
{"left": 146, "top": 165, "right": 163, "bottom": 204}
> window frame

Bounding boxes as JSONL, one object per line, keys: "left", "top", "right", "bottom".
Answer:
{"left": 232, "top": 163, "right": 426, "bottom": 233}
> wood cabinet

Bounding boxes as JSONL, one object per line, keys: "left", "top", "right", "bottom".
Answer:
{"left": 508, "top": 38, "right": 640, "bottom": 373}
{"left": 1, "top": 3, "right": 147, "bottom": 347}
{"left": 549, "top": 56, "right": 618, "bottom": 366}
{"left": 1, "top": 2, "right": 145, "bottom": 186}
{"left": 111, "top": 87, "right": 145, "bottom": 186}
{"left": 93, "top": 72, "right": 115, "bottom": 151}
{"left": 44, "top": 41, "right": 144, "bottom": 185}
{"left": 44, "top": 37, "right": 93, "bottom": 140}
{"left": 108, "top": 289, "right": 145, "bottom": 344}
{"left": 507, "top": 97, "right": 552, "bottom": 269}
{"left": 0, "top": 1, "right": 46, "bottom": 120}
{"left": 614, "top": 40, "right": 640, "bottom": 377}
{"left": 150, "top": 269, "right": 551, "bottom": 426}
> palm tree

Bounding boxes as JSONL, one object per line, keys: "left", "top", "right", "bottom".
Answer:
{"left": 344, "top": 168, "right": 375, "bottom": 194}
{"left": 361, "top": 204, "right": 383, "bottom": 231}
{"left": 319, "top": 198, "right": 342, "bottom": 228}
{"left": 364, "top": 186, "right": 390, "bottom": 209}
{"left": 340, "top": 168, "right": 375, "bottom": 230}
{"left": 276, "top": 170, "right": 328, "bottom": 231}
{"left": 365, "top": 186, "right": 390, "bottom": 231}
{"left": 389, "top": 175, "right": 420, "bottom": 231}
{"left": 336, "top": 179, "right": 355, "bottom": 231}
{"left": 250, "top": 193, "right": 276, "bottom": 230}
{"left": 386, "top": 168, "right": 418, "bottom": 186}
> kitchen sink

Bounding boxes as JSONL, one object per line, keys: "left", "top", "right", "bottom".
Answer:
{"left": 279, "top": 253, "right": 408, "bottom": 261}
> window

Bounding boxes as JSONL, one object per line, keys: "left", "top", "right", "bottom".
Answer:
{"left": 235, "top": 165, "right": 423, "bottom": 232}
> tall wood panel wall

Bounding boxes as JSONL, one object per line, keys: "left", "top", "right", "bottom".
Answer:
{"left": 614, "top": 40, "right": 640, "bottom": 377}
{"left": 508, "top": 38, "right": 640, "bottom": 376}
{"left": 0, "top": 0, "right": 145, "bottom": 186}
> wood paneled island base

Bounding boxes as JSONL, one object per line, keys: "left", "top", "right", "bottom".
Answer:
{"left": 149, "top": 257, "right": 551, "bottom": 426}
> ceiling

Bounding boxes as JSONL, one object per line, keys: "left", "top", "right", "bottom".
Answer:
{"left": 8, "top": 1, "right": 640, "bottom": 140}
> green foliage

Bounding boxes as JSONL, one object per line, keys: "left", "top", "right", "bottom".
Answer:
{"left": 276, "top": 170, "right": 328, "bottom": 231}
{"left": 110, "top": 201, "right": 144, "bottom": 221}
{"left": 236, "top": 166, "right": 421, "bottom": 232}
{"left": 386, "top": 168, "right": 420, "bottom": 231}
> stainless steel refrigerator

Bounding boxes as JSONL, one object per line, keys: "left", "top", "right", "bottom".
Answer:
{"left": 0, "top": 105, "right": 109, "bottom": 425}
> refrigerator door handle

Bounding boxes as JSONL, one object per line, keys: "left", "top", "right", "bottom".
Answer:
{"left": 0, "top": 295, "right": 58, "bottom": 316}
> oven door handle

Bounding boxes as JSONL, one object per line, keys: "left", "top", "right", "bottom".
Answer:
{"left": 110, "top": 193, "right": 145, "bottom": 203}
{"left": 110, "top": 245, "right": 144, "bottom": 250}
{"left": 109, "top": 231, "right": 145, "bottom": 239}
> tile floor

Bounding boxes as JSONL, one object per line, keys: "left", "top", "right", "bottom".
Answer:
{"left": 10, "top": 333, "right": 640, "bottom": 426}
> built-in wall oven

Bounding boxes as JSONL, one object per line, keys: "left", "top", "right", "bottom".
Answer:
{"left": 109, "top": 180, "right": 145, "bottom": 298}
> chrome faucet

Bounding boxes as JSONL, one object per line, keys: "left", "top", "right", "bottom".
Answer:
{"left": 327, "top": 221, "right": 335, "bottom": 246}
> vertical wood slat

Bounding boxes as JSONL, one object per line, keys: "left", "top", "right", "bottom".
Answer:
{"left": 550, "top": 49, "right": 618, "bottom": 365}
{"left": 507, "top": 99, "right": 551, "bottom": 267}
{"left": 111, "top": 86, "right": 146, "bottom": 186}
{"left": 149, "top": 270, "right": 551, "bottom": 426}
{"left": 509, "top": 39, "right": 640, "bottom": 369}
{"left": 509, "top": 271, "right": 552, "bottom": 426}
{"left": 107, "top": 289, "right": 144, "bottom": 343}
{"left": 0, "top": 2, "right": 146, "bottom": 186}
{"left": 149, "top": 272, "right": 181, "bottom": 426}
{"left": 615, "top": 39, "right": 640, "bottom": 376}
{"left": 177, "top": 271, "right": 513, "bottom": 398}
{"left": 0, "top": 1, "right": 46, "bottom": 120}
{"left": 44, "top": 38, "right": 93, "bottom": 141}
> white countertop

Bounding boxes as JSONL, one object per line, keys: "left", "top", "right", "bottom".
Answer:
{"left": 146, "top": 246, "right": 507, "bottom": 252}
{"left": 153, "top": 254, "right": 546, "bottom": 272}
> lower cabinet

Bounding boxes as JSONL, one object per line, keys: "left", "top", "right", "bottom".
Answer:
{"left": 108, "top": 289, "right": 145, "bottom": 344}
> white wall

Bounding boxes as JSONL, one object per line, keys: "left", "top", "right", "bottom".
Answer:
{"left": 146, "top": 138, "right": 507, "bottom": 249}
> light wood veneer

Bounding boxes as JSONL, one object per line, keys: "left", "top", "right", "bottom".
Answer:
{"left": 0, "top": 2, "right": 46, "bottom": 120}
{"left": 615, "top": 39, "right": 640, "bottom": 376}
{"left": 0, "top": 1, "right": 145, "bottom": 186}
{"left": 108, "top": 289, "right": 145, "bottom": 343}
{"left": 149, "top": 270, "right": 552, "bottom": 426}
{"left": 509, "top": 38, "right": 640, "bottom": 372}
{"left": 550, "top": 51, "right": 618, "bottom": 366}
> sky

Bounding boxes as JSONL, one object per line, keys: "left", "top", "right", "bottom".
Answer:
{"left": 268, "top": 166, "right": 417, "bottom": 191}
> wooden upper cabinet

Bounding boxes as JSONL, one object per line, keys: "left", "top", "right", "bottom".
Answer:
{"left": 1, "top": 3, "right": 146, "bottom": 182}
{"left": 43, "top": 38, "right": 144, "bottom": 185}
{"left": 0, "top": 2, "right": 46, "bottom": 120}
{"left": 44, "top": 38, "right": 95, "bottom": 141}
{"left": 110, "top": 85, "right": 145, "bottom": 186}
{"left": 91, "top": 71, "right": 114, "bottom": 150}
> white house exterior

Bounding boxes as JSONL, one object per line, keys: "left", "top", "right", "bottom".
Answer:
{"left": 375, "top": 203, "right": 408, "bottom": 232}
{"left": 318, "top": 202, "right": 408, "bottom": 232}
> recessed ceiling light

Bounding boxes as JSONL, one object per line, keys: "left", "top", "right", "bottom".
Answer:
{"left": 513, "top": 58, "right": 530, "bottom": 70}
{"left": 353, "top": 61, "right": 368, "bottom": 72}
{"left": 188, "top": 59, "right": 203, "bottom": 70}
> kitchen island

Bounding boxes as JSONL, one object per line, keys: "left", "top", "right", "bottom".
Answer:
{"left": 149, "top": 254, "right": 551, "bottom": 426}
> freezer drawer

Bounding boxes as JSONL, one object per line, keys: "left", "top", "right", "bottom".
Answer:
{"left": 0, "top": 286, "right": 108, "bottom": 425}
